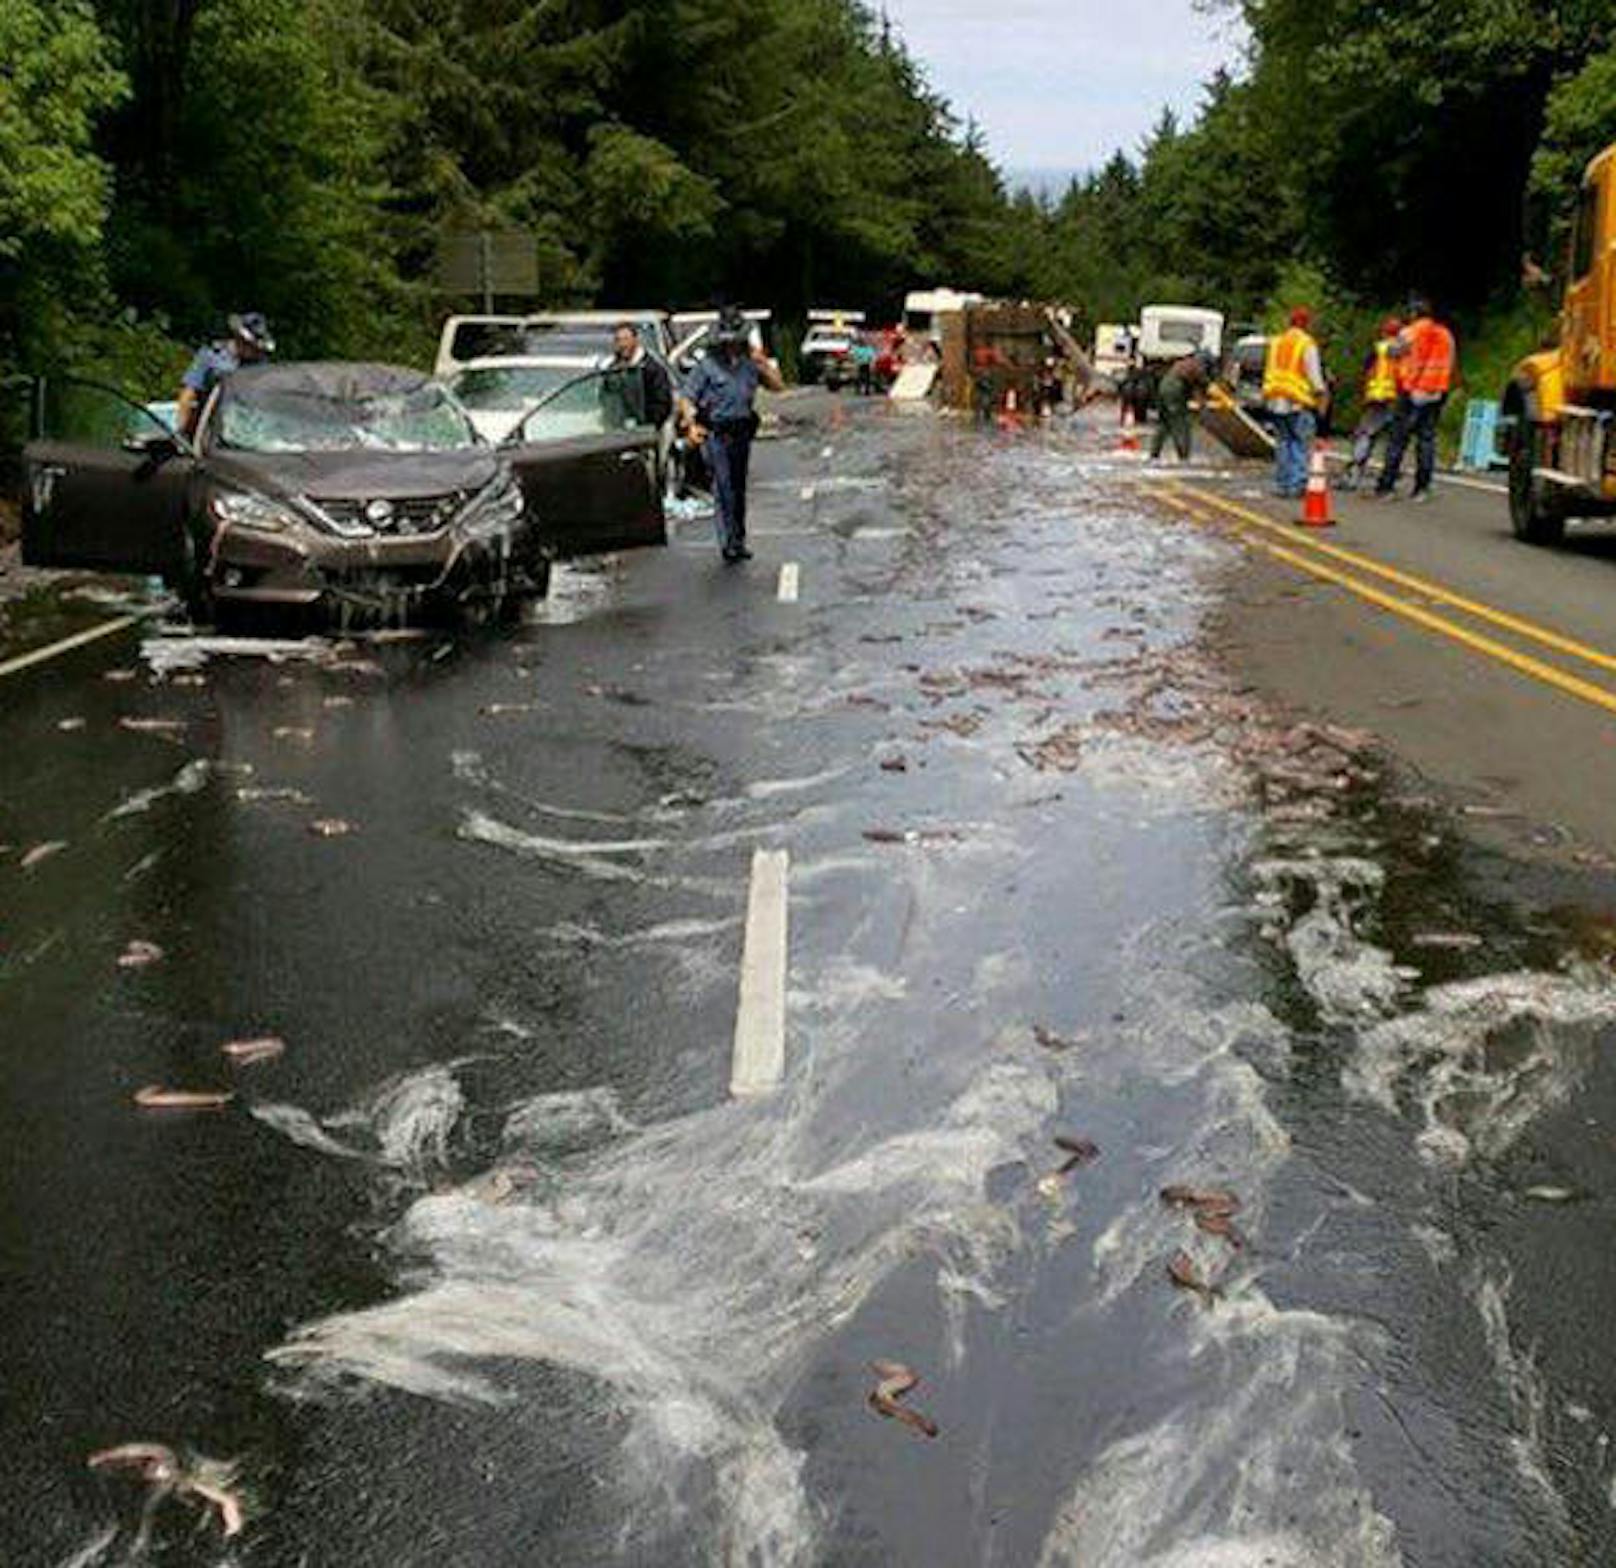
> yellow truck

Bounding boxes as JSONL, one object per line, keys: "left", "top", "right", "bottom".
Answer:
{"left": 1506, "top": 143, "right": 1616, "bottom": 544}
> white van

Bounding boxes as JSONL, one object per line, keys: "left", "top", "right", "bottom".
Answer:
{"left": 1092, "top": 323, "right": 1136, "bottom": 379}
{"left": 902, "top": 288, "right": 983, "bottom": 345}
{"left": 1137, "top": 306, "right": 1225, "bottom": 365}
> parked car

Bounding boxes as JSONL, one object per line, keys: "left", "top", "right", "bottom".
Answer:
{"left": 799, "top": 326, "right": 856, "bottom": 387}
{"left": 1224, "top": 333, "right": 1270, "bottom": 419}
{"left": 668, "top": 310, "right": 773, "bottom": 375}
{"left": 21, "top": 362, "right": 665, "bottom": 625}
{"left": 433, "top": 311, "right": 671, "bottom": 378}
{"left": 449, "top": 354, "right": 602, "bottom": 444}
{"left": 800, "top": 310, "right": 867, "bottom": 388}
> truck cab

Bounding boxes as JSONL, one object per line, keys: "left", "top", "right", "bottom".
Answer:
{"left": 1505, "top": 144, "right": 1616, "bottom": 544}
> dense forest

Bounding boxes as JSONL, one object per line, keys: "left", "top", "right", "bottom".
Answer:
{"left": 8, "top": 0, "right": 1616, "bottom": 402}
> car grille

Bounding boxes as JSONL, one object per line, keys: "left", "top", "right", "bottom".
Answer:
{"left": 307, "top": 491, "right": 469, "bottom": 536}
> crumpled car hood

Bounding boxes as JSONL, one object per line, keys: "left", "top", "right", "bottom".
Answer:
{"left": 203, "top": 447, "right": 503, "bottom": 504}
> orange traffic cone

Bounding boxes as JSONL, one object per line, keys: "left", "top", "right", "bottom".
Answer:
{"left": 1299, "top": 441, "right": 1334, "bottom": 527}
{"left": 1119, "top": 401, "right": 1139, "bottom": 453}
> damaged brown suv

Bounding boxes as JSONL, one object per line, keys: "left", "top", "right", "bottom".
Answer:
{"left": 21, "top": 362, "right": 665, "bottom": 624}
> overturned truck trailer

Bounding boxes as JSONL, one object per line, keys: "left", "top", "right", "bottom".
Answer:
{"left": 938, "top": 306, "right": 1050, "bottom": 415}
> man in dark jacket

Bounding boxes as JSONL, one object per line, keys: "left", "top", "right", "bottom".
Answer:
{"left": 602, "top": 322, "right": 673, "bottom": 430}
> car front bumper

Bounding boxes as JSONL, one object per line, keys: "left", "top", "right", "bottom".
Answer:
{"left": 207, "top": 519, "right": 540, "bottom": 613}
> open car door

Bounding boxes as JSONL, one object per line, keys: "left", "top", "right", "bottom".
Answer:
{"left": 22, "top": 378, "right": 193, "bottom": 574}
{"left": 501, "top": 368, "right": 665, "bottom": 556}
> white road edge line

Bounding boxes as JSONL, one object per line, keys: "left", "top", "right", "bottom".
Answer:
{"left": 0, "top": 614, "right": 140, "bottom": 681}
{"left": 1438, "top": 472, "right": 1509, "bottom": 495}
{"left": 731, "top": 847, "right": 789, "bottom": 1097}
{"left": 777, "top": 562, "right": 800, "bottom": 603}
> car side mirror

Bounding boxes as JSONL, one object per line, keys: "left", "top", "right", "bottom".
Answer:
{"left": 123, "top": 431, "right": 180, "bottom": 462}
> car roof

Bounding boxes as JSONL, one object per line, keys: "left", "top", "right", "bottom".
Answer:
{"left": 527, "top": 311, "right": 664, "bottom": 325}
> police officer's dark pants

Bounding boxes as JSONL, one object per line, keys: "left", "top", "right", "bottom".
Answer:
{"left": 1376, "top": 395, "right": 1445, "bottom": 496}
{"left": 708, "top": 425, "right": 753, "bottom": 557}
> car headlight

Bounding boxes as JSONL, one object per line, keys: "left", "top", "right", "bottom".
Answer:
{"left": 461, "top": 473, "right": 525, "bottom": 531}
{"left": 209, "top": 490, "right": 298, "bottom": 533}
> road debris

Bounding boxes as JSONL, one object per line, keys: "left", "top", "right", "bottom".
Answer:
{"left": 322, "top": 694, "right": 355, "bottom": 709}
{"left": 57, "top": 716, "right": 86, "bottom": 732}
{"left": 118, "top": 716, "right": 185, "bottom": 737}
{"left": 482, "top": 702, "right": 537, "bottom": 715}
{"left": 879, "top": 756, "right": 909, "bottom": 772}
{"left": 237, "top": 786, "right": 313, "bottom": 805}
{"left": 133, "top": 1086, "right": 234, "bottom": 1111}
{"left": 1053, "top": 1135, "right": 1100, "bottom": 1171}
{"left": 273, "top": 725, "right": 316, "bottom": 742}
{"left": 222, "top": 1037, "right": 287, "bottom": 1066}
{"left": 867, "top": 1360, "right": 939, "bottom": 1439}
{"left": 87, "top": 1443, "right": 246, "bottom": 1538}
{"left": 107, "top": 758, "right": 212, "bottom": 819}
{"left": 308, "top": 817, "right": 354, "bottom": 837}
{"left": 20, "top": 841, "right": 67, "bottom": 871}
{"left": 1167, "top": 1249, "right": 1221, "bottom": 1303}
{"left": 1017, "top": 725, "right": 1084, "bottom": 772}
{"left": 1411, "top": 932, "right": 1484, "bottom": 951}
{"left": 1032, "top": 1024, "right": 1085, "bottom": 1052}
{"left": 1524, "top": 1185, "right": 1577, "bottom": 1203}
{"left": 1160, "top": 1185, "right": 1242, "bottom": 1216}
{"left": 117, "top": 940, "right": 165, "bottom": 969}
{"left": 103, "top": 668, "right": 138, "bottom": 683}
{"left": 1193, "top": 1209, "right": 1245, "bottom": 1248}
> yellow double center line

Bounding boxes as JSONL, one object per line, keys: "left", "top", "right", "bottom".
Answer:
{"left": 1156, "top": 483, "right": 1616, "bottom": 720}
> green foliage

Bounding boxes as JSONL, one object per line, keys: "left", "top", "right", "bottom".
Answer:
{"left": 1533, "top": 46, "right": 1616, "bottom": 261}
{"left": 0, "top": 0, "right": 128, "bottom": 381}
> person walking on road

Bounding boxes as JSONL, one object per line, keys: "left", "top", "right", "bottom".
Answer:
{"left": 1263, "top": 307, "right": 1329, "bottom": 499}
{"left": 1343, "top": 317, "right": 1402, "bottom": 490}
{"left": 1376, "top": 298, "right": 1456, "bottom": 504}
{"left": 1150, "top": 349, "right": 1213, "bottom": 463}
{"left": 679, "top": 307, "right": 785, "bottom": 563}
{"left": 175, "top": 312, "right": 274, "bottom": 438}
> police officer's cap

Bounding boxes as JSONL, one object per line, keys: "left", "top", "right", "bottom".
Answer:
{"left": 228, "top": 312, "right": 276, "bottom": 354}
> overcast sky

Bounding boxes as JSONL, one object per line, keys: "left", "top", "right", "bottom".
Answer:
{"left": 882, "top": 0, "right": 1244, "bottom": 177}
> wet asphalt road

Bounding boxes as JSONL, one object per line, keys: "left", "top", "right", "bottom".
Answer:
{"left": 8, "top": 401, "right": 1616, "bottom": 1566}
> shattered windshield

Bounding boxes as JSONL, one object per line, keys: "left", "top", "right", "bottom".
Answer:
{"left": 217, "top": 383, "right": 477, "bottom": 453}
{"left": 451, "top": 365, "right": 577, "bottom": 411}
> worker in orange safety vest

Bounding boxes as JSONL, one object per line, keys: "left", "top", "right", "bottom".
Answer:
{"left": 1263, "top": 307, "right": 1330, "bottom": 499}
{"left": 1343, "top": 317, "right": 1402, "bottom": 490}
{"left": 1375, "top": 297, "right": 1456, "bottom": 503}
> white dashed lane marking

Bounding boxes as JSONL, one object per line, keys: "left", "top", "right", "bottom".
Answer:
{"left": 730, "top": 848, "right": 789, "bottom": 1097}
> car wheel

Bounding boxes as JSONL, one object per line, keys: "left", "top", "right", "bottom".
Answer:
{"left": 1508, "top": 419, "right": 1566, "bottom": 546}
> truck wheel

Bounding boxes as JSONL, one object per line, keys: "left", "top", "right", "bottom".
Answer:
{"left": 1508, "top": 420, "right": 1566, "bottom": 546}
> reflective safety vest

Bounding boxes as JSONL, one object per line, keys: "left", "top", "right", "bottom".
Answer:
{"left": 1365, "top": 340, "right": 1398, "bottom": 404}
{"left": 1400, "top": 317, "right": 1455, "bottom": 397}
{"left": 1263, "top": 328, "right": 1320, "bottom": 409}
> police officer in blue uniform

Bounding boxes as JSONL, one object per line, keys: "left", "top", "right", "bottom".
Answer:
{"left": 679, "top": 308, "right": 784, "bottom": 563}
{"left": 175, "top": 311, "right": 275, "bottom": 437}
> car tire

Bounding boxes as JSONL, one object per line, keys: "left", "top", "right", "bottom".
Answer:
{"left": 1508, "top": 419, "right": 1566, "bottom": 546}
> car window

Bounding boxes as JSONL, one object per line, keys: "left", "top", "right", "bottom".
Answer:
{"left": 39, "top": 380, "right": 176, "bottom": 449}
{"left": 450, "top": 322, "right": 528, "bottom": 363}
{"left": 510, "top": 370, "right": 649, "bottom": 444}
{"left": 217, "top": 382, "right": 476, "bottom": 453}
{"left": 452, "top": 365, "right": 577, "bottom": 411}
